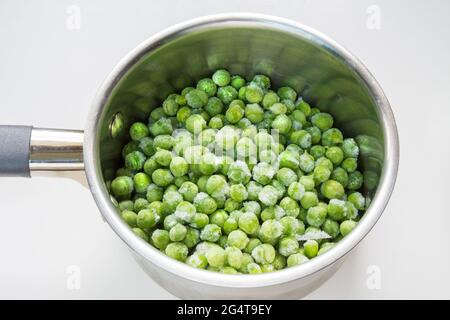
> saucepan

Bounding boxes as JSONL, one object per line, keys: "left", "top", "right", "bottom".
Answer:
{"left": 0, "top": 13, "right": 399, "bottom": 299}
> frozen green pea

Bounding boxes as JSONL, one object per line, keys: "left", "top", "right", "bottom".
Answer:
{"left": 277, "top": 86, "right": 297, "bottom": 101}
{"left": 118, "top": 200, "right": 134, "bottom": 212}
{"left": 178, "top": 181, "right": 198, "bottom": 202}
{"left": 212, "top": 69, "right": 231, "bottom": 86}
{"left": 287, "top": 253, "right": 309, "bottom": 267}
{"left": 278, "top": 236, "right": 299, "bottom": 257}
{"left": 226, "top": 246, "right": 244, "bottom": 269}
{"left": 331, "top": 167, "right": 349, "bottom": 187}
{"left": 262, "top": 91, "right": 280, "bottom": 109}
{"left": 205, "top": 244, "right": 226, "bottom": 267}
{"left": 304, "top": 240, "right": 319, "bottom": 258}
{"left": 287, "top": 182, "right": 305, "bottom": 201}
{"left": 217, "top": 86, "right": 238, "bottom": 105}
{"left": 246, "top": 181, "right": 263, "bottom": 201}
{"left": 252, "top": 243, "right": 276, "bottom": 264}
{"left": 322, "top": 219, "right": 340, "bottom": 238}
{"left": 165, "top": 242, "right": 188, "bottom": 262}
{"left": 186, "top": 252, "right": 208, "bottom": 269}
{"left": 150, "top": 107, "right": 165, "bottom": 122}
{"left": 245, "top": 103, "right": 264, "bottom": 123}
{"left": 209, "top": 115, "right": 224, "bottom": 129}
{"left": 273, "top": 253, "right": 287, "bottom": 270}
{"left": 129, "top": 122, "right": 149, "bottom": 141}
{"left": 247, "top": 262, "right": 262, "bottom": 274}
{"left": 153, "top": 135, "right": 174, "bottom": 150}
{"left": 276, "top": 168, "right": 298, "bottom": 187}
{"left": 153, "top": 149, "right": 172, "bottom": 167}
{"left": 193, "top": 192, "right": 217, "bottom": 214}
{"left": 242, "top": 201, "right": 261, "bottom": 216}
{"left": 271, "top": 114, "right": 292, "bottom": 135}
{"left": 139, "top": 137, "right": 155, "bottom": 156}
{"left": 311, "top": 112, "right": 333, "bottom": 131}
{"left": 310, "top": 145, "right": 326, "bottom": 160}
{"left": 223, "top": 217, "right": 238, "bottom": 234}
{"left": 197, "top": 78, "right": 217, "bottom": 97}
{"left": 306, "top": 205, "right": 327, "bottom": 228}
{"left": 321, "top": 128, "right": 343, "bottom": 146}
{"left": 169, "top": 156, "right": 188, "bottom": 177}
{"left": 132, "top": 228, "right": 149, "bottom": 242}
{"left": 149, "top": 117, "right": 173, "bottom": 136}
{"left": 210, "top": 210, "right": 229, "bottom": 228}
{"left": 151, "top": 229, "right": 170, "bottom": 250}
{"left": 134, "top": 198, "right": 149, "bottom": 213}
{"left": 230, "top": 184, "right": 248, "bottom": 202}
{"left": 169, "top": 223, "right": 187, "bottom": 242}
{"left": 162, "top": 99, "right": 179, "bottom": 116}
{"left": 278, "top": 150, "right": 300, "bottom": 170}
{"left": 238, "top": 212, "right": 259, "bottom": 235}
{"left": 269, "top": 102, "right": 287, "bottom": 115}
{"left": 200, "top": 224, "right": 222, "bottom": 242}
{"left": 227, "top": 229, "right": 249, "bottom": 249}
{"left": 342, "top": 138, "right": 359, "bottom": 158}
{"left": 321, "top": 180, "right": 345, "bottom": 199}
{"left": 347, "top": 171, "right": 364, "bottom": 190}
{"left": 206, "top": 175, "right": 229, "bottom": 199}
{"left": 111, "top": 176, "right": 134, "bottom": 197}
{"left": 121, "top": 210, "right": 137, "bottom": 227}
{"left": 280, "top": 216, "right": 304, "bottom": 236}
{"left": 137, "top": 208, "right": 160, "bottom": 229}
{"left": 225, "top": 104, "right": 244, "bottom": 124}
{"left": 305, "top": 126, "right": 322, "bottom": 144}
{"left": 300, "top": 191, "right": 319, "bottom": 209}
{"left": 184, "top": 228, "right": 200, "bottom": 249}
{"left": 185, "top": 114, "right": 206, "bottom": 134}
{"left": 227, "top": 161, "right": 251, "bottom": 184}
{"left": 132, "top": 172, "right": 150, "bottom": 194}
{"left": 341, "top": 157, "right": 358, "bottom": 173}
{"left": 231, "top": 75, "right": 246, "bottom": 89}
{"left": 245, "top": 84, "right": 264, "bottom": 103}
{"left": 296, "top": 100, "right": 311, "bottom": 116}
{"left": 340, "top": 220, "right": 357, "bottom": 236}
{"left": 299, "top": 175, "right": 315, "bottom": 191}
{"left": 236, "top": 137, "right": 257, "bottom": 159}
{"left": 327, "top": 199, "right": 348, "bottom": 221}
{"left": 290, "top": 130, "right": 311, "bottom": 149}
{"left": 279, "top": 197, "right": 300, "bottom": 217}
{"left": 186, "top": 89, "right": 208, "bottom": 108}
{"left": 253, "top": 162, "right": 276, "bottom": 185}
{"left": 299, "top": 152, "right": 315, "bottom": 173}
{"left": 258, "top": 185, "right": 279, "bottom": 206}
{"left": 151, "top": 169, "right": 174, "bottom": 187}
{"left": 125, "top": 151, "right": 146, "bottom": 171}
{"left": 259, "top": 219, "right": 283, "bottom": 244}
{"left": 224, "top": 198, "right": 240, "bottom": 212}
{"left": 325, "top": 146, "right": 344, "bottom": 165}
{"left": 176, "top": 106, "right": 191, "bottom": 124}
{"left": 313, "top": 165, "right": 331, "bottom": 184}
{"left": 348, "top": 192, "right": 365, "bottom": 210}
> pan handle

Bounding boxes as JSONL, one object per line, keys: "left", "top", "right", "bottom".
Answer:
{"left": 0, "top": 126, "right": 85, "bottom": 183}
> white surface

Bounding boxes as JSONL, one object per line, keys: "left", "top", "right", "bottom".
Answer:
{"left": 0, "top": 0, "right": 449, "bottom": 299}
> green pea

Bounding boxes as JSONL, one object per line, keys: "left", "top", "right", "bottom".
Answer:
{"left": 111, "top": 176, "right": 134, "bottom": 197}
{"left": 212, "top": 69, "right": 231, "bottom": 87}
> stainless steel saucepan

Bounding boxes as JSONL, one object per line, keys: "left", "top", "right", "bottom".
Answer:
{"left": 0, "top": 13, "right": 399, "bottom": 299}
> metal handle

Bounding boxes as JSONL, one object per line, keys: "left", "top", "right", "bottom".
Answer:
{"left": 0, "top": 126, "right": 84, "bottom": 179}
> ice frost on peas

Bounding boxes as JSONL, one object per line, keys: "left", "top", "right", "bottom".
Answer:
{"left": 109, "top": 70, "right": 367, "bottom": 273}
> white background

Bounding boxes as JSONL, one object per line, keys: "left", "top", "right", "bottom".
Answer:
{"left": 0, "top": 0, "right": 449, "bottom": 299}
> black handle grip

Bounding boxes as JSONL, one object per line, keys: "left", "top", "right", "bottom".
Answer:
{"left": 0, "top": 125, "right": 32, "bottom": 177}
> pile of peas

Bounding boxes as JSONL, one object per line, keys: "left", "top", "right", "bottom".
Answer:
{"left": 109, "top": 69, "right": 367, "bottom": 274}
